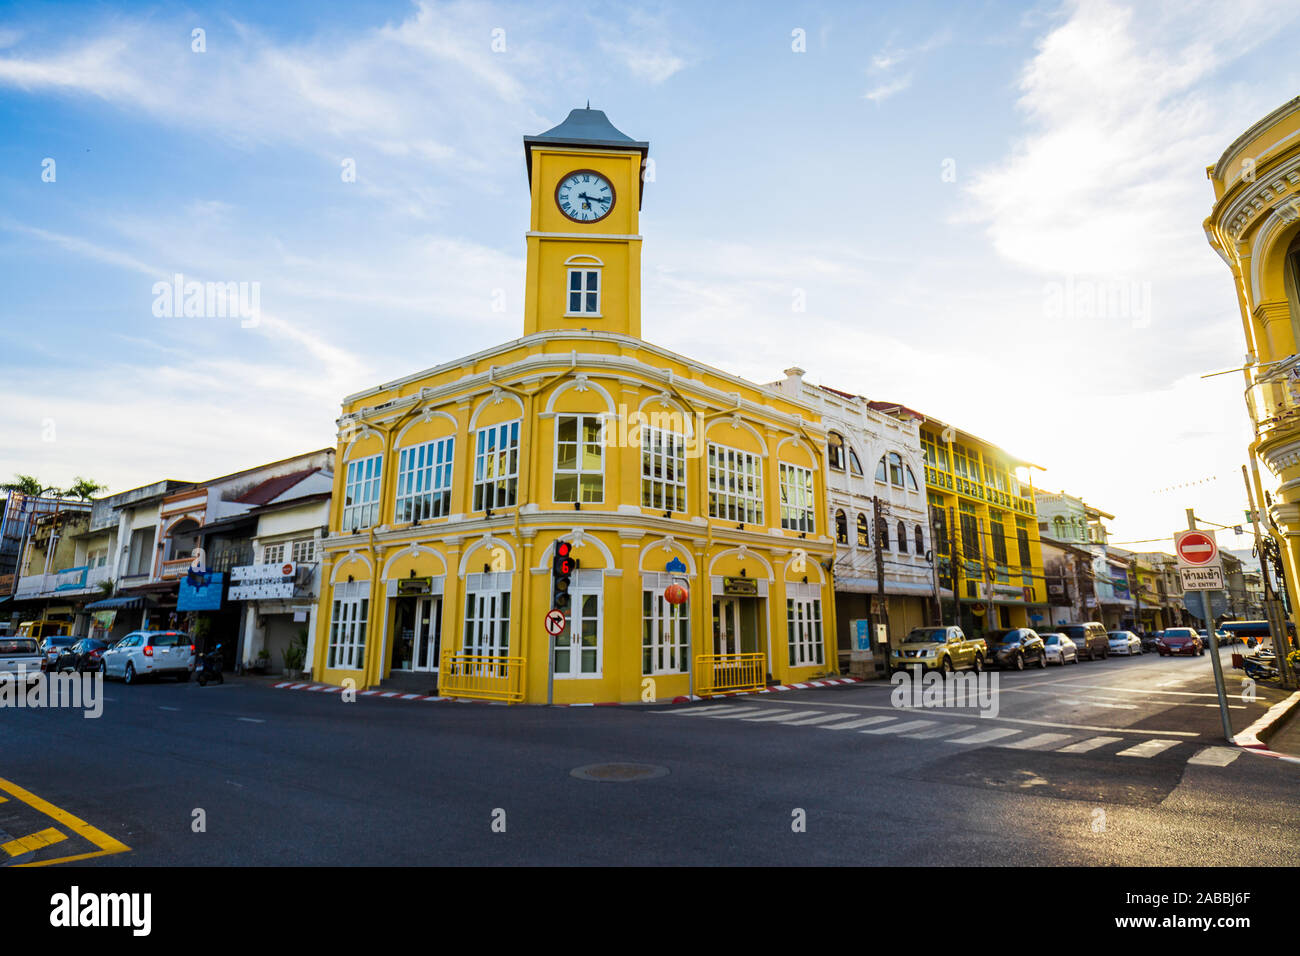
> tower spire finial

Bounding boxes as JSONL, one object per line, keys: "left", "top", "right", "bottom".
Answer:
{"left": 586, "top": 99, "right": 590, "bottom": 109}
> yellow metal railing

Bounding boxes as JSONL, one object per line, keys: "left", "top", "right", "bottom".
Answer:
{"left": 695, "top": 652, "right": 766, "bottom": 696}
{"left": 438, "top": 651, "right": 526, "bottom": 703}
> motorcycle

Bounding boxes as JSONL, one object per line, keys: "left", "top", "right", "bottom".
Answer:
{"left": 196, "top": 643, "right": 224, "bottom": 685}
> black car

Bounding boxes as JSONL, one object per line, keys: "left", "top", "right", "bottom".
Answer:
{"left": 1140, "top": 630, "right": 1163, "bottom": 653}
{"left": 984, "top": 628, "right": 1049, "bottom": 670}
{"left": 51, "top": 637, "right": 110, "bottom": 674}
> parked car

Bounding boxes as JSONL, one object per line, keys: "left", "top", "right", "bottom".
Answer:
{"left": 100, "top": 630, "right": 195, "bottom": 684}
{"left": 891, "top": 626, "right": 987, "bottom": 673}
{"left": 984, "top": 628, "right": 1049, "bottom": 670}
{"left": 1198, "top": 628, "right": 1231, "bottom": 648}
{"left": 51, "top": 637, "right": 111, "bottom": 674}
{"left": 1040, "top": 632, "right": 1078, "bottom": 665}
{"left": 1157, "top": 627, "right": 1203, "bottom": 657}
{"left": 38, "top": 635, "right": 77, "bottom": 672}
{"left": 0, "top": 637, "right": 43, "bottom": 686}
{"left": 1058, "top": 622, "right": 1110, "bottom": 661}
{"left": 1108, "top": 630, "right": 1143, "bottom": 656}
{"left": 1141, "top": 630, "right": 1164, "bottom": 653}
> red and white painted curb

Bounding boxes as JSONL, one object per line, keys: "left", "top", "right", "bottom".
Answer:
{"left": 271, "top": 675, "right": 863, "bottom": 707}
{"left": 1233, "top": 689, "right": 1300, "bottom": 765}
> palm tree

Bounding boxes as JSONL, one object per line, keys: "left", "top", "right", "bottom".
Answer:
{"left": 1, "top": 474, "right": 54, "bottom": 496}
{"left": 66, "top": 477, "right": 107, "bottom": 501}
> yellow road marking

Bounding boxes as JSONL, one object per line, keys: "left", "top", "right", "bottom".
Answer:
{"left": 3, "top": 826, "right": 67, "bottom": 856}
{"left": 0, "top": 778, "right": 129, "bottom": 866}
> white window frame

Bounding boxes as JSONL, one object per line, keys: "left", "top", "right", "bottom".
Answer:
{"left": 328, "top": 583, "right": 369, "bottom": 671}
{"left": 263, "top": 543, "right": 286, "bottom": 565}
{"left": 554, "top": 580, "right": 603, "bottom": 679}
{"left": 553, "top": 414, "right": 605, "bottom": 504}
{"left": 642, "top": 584, "right": 689, "bottom": 675}
{"left": 473, "top": 420, "right": 520, "bottom": 511}
{"left": 787, "top": 596, "right": 824, "bottom": 668}
{"left": 342, "top": 454, "right": 383, "bottom": 531}
{"left": 291, "top": 538, "right": 316, "bottom": 564}
{"left": 462, "top": 575, "right": 512, "bottom": 674}
{"left": 708, "top": 443, "right": 764, "bottom": 525}
{"left": 565, "top": 267, "right": 602, "bottom": 316}
{"left": 395, "top": 436, "right": 455, "bottom": 522}
{"left": 779, "top": 463, "right": 816, "bottom": 533}
{"left": 641, "top": 426, "right": 687, "bottom": 512}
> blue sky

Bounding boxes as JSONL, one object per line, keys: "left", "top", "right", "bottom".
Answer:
{"left": 2, "top": 0, "right": 1299, "bottom": 553}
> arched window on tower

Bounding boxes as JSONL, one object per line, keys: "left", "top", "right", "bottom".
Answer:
{"left": 835, "top": 509, "right": 848, "bottom": 545}
{"left": 848, "top": 448, "right": 863, "bottom": 477}
{"left": 897, "top": 521, "right": 908, "bottom": 554}
{"left": 857, "top": 513, "right": 870, "bottom": 547}
{"left": 915, "top": 525, "right": 925, "bottom": 555}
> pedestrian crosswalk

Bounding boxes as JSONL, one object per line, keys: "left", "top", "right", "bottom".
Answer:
{"left": 654, "top": 704, "right": 1243, "bottom": 766}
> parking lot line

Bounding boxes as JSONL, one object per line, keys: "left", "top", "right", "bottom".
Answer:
{"left": 862, "top": 719, "right": 936, "bottom": 735}
{"left": 2, "top": 826, "right": 67, "bottom": 857}
{"left": 904, "top": 722, "right": 978, "bottom": 739}
{"left": 818, "top": 716, "right": 897, "bottom": 731}
{"left": 949, "top": 728, "right": 1021, "bottom": 745}
{"left": 0, "top": 778, "right": 129, "bottom": 867}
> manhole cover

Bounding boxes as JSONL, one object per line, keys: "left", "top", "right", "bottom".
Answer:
{"left": 570, "top": 762, "right": 669, "bottom": 782}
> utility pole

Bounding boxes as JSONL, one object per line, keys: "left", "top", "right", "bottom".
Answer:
{"left": 1242, "top": 465, "right": 1293, "bottom": 687}
{"left": 948, "top": 506, "right": 961, "bottom": 630}
{"left": 872, "top": 496, "right": 890, "bottom": 671}
{"left": 1130, "top": 557, "right": 1142, "bottom": 634}
{"left": 1188, "top": 508, "right": 1235, "bottom": 742}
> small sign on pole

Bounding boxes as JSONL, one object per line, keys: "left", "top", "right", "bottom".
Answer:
{"left": 544, "top": 609, "right": 567, "bottom": 636}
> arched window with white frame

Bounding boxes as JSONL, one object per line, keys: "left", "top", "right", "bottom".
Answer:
{"left": 564, "top": 255, "right": 602, "bottom": 316}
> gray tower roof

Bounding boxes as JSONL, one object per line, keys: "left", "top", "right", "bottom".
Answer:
{"left": 524, "top": 107, "right": 649, "bottom": 207}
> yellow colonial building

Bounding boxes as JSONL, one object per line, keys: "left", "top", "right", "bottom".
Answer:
{"left": 1205, "top": 95, "right": 1300, "bottom": 656}
{"left": 906, "top": 411, "right": 1047, "bottom": 635}
{"left": 310, "top": 108, "right": 838, "bottom": 703}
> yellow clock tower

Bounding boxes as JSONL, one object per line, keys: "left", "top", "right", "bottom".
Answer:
{"left": 313, "top": 107, "right": 838, "bottom": 705}
{"left": 522, "top": 108, "right": 648, "bottom": 338}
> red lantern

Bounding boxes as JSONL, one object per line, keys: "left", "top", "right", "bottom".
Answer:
{"left": 664, "top": 582, "right": 689, "bottom": 605}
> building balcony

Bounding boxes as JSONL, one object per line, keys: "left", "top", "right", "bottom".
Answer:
{"left": 1246, "top": 358, "right": 1300, "bottom": 453}
{"left": 13, "top": 564, "right": 114, "bottom": 599}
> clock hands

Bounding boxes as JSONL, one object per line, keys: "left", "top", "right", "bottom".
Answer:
{"left": 578, "top": 191, "right": 610, "bottom": 205}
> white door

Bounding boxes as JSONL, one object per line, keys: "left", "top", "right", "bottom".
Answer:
{"left": 554, "top": 591, "right": 601, "bottom": 678}
{"left": 412, "top": 597, "right": 442, "bottom": 672}
{"left": 713, "top": 598, "right": 741, "bottom": 657}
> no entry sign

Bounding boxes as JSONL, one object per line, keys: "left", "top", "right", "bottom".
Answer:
{"left": 1174, "top": 530, "right": 1219, "bottom": 567}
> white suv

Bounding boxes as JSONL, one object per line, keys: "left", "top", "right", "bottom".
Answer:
{"left": 101, "top": 631, "right": 195, "bottom": 684}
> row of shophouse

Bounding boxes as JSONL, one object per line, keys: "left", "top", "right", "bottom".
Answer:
{"left": 0, "top": 106, "right": 1271, "bottom": 702}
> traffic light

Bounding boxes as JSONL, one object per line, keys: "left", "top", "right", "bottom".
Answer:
{"left": 552, "top": 540, "right": 575, "bottom": 612}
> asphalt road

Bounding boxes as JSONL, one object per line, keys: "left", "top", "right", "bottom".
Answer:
{"left": 2, "top": 646, "right": 1296, "bottom": 866}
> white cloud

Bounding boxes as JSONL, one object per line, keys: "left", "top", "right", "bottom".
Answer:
{"left": 864, "top": 74, "right": 912, "bottom": 104}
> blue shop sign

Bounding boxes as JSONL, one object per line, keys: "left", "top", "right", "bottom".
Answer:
{"left": 178, "top": 571, "right": 224, "bottom": 611}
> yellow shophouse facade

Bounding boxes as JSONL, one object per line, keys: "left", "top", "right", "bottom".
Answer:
{"left": 912, "top": 413, "right": 1048, "bottom": 636}
{"left": 310, "top": 109, "right": 838, "bottom": 703}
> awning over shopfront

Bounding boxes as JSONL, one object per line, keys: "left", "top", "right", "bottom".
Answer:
{"left": 84, "top": 595, "right": 159, "bottom": 611}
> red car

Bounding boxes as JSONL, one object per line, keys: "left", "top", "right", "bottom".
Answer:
{"left": 1157, "top": 627, "right": 1204, "bottom": 657}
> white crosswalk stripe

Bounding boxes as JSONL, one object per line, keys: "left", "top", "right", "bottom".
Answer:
{"left": 1187, "top": 746, "right": 1242, "bottom": 767}
{"left": 1116, "top": 738, "right": 1181, "bottom": 758}
{"left": 1055, "top": 736, "right": 1123, "bottom": 753}
{"left": 862, "top": 719, "right": 937, "bottom": 735}
{"left": 739, "top": 711, "right": 822, "bottom": 723}
{"left": 904, "top": 722, "right": 977, "bottom": 739}
{"left": 819, "top": 716, "right": 899, "bottom": 731}
{"left": 700, "top": 707, "right": 767, "bottom": 719}
{"left": 778, "top": 713, "right": 859, "bottom": 726}
{"left": 950, "top": 727, "right": 1021, "bottom": 745}
{"left": 660, "top": 704, "right": 736, "bottom": 716}
{"left": 1000, "top": 732, "right": 1074, "bottom": 750}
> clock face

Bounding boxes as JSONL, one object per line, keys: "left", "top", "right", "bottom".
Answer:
{"left": 556, "top": 170, "right": 615, "bottom": 223}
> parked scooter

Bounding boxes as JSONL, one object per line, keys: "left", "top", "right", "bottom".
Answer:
{"left": 196, "top": 643, "right": 224, "bottom": 686}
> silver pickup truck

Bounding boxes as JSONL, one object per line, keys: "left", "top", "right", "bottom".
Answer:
{"left": 0, "top": 637, "right": 44, "bottom": 685}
